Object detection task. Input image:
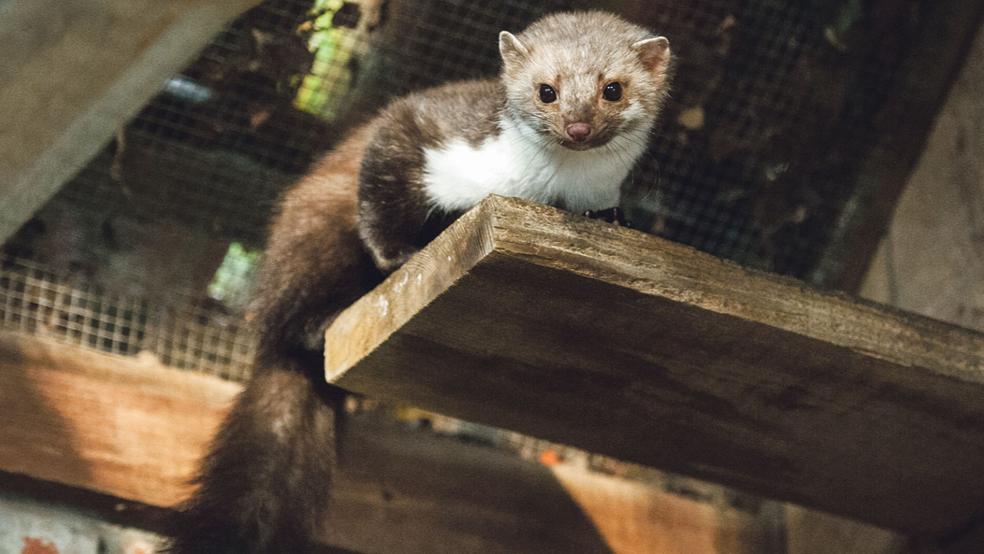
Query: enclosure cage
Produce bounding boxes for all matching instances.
[0,0,957,385]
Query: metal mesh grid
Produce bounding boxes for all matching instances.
[0,255,255,380]
[2,0,919,377]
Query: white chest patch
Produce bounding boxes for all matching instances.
[421,118,649,214]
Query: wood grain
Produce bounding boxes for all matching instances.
[325,194,984,538]
[0,333,782,553]
[0,0,261,243]
[0,333,238,508]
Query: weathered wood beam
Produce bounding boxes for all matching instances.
[0,0,262,243]
[0,335,236,509]
[325,195,984,539]
[0,333,782,553]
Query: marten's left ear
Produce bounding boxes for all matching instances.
[632,37,671,75]
[499,31,531,69]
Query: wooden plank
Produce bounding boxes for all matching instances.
[0,334,238,508]
[0,0,261,243]
[0,333,782,553]
[325,194,984,538]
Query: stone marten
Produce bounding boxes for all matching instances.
[166,11,671,553]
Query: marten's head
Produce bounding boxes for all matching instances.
[499,11,672,152]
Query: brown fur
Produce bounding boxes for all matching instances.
[165,127,383,554]
[358,80,507,270]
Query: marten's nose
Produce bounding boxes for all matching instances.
[565,122,592,142]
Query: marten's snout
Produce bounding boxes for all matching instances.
[565,122,592,143]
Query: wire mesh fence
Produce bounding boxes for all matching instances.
[0,255,255,380]
[1,0,925,378]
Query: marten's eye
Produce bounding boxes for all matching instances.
[603,82,623,101]
[538,84,557,104]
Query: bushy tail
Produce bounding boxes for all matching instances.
[164,355,345,554]
[164,126,382,553]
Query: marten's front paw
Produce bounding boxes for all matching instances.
[375,249,418,274]
[583,207,632,228]
[364,242,420,274]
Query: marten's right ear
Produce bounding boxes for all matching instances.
[499,31,531,69]
[633,36,672,76]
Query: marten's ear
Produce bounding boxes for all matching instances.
[499,31,531,69]
[632,37,671,75]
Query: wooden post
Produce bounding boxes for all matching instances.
[325,195,984,539]
[0,0,262,243]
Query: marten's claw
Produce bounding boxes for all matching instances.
[583,207,632,228]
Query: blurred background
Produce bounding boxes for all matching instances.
[1,0,982,552]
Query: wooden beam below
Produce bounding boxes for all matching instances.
[0,0,261,243]
[0,333,782,553]
[324,195,984,539]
